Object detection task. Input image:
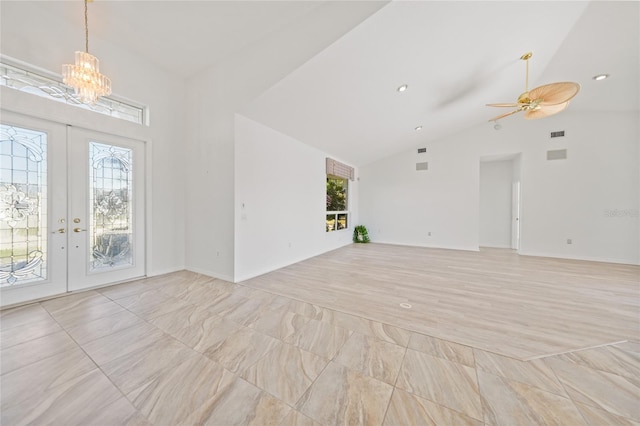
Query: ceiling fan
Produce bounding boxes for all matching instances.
[487,52,580,121]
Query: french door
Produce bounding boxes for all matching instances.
[1,111,145,307]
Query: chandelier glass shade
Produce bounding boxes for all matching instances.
[62,0,111,104]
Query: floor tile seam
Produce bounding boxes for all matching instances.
[2,366,124,424]
[524,339,631,362]
[141,298,211,324]
[246,289,562,362]
[159,310,226,343]
[474,360,512,425]
[380,344,409,424]
[229,374,298,422]
[282,318,351,355]
[538,346,640,385]
[111,293,182,325]
[251,310,314,341]
[0,304,56,329]
[611,341,640,357]
[237,282,419,339]
[543,355,595,426]
[473,364,576,402]
[78,298,161,346]
[237,361,309,414]
[231,281,566,361]
[233,335,287,380]
[198,318,278,371]
[82,298,201,369]
[99,287,154,302]
[2,301,75,350]
[153,357,243,425]
[286,357,335,423]
[0,322,63,351]
[394,378,485,424]
[401,349,484,416]
[408,332,480,363]
[41,292,115,318]
[468,346,490,425]
[76,314,211,426]
[111,293,186,319]
[38,319,145,421]
[0,333,80,378]
[548,350,640,415]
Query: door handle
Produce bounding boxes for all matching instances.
[52,228,66,234]
[74,228,86,233]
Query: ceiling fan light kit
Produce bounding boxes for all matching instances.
[486,52,580,121]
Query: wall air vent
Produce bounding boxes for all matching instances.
[417,147,427,154]
[550,130,565,138]
[547,149,567,160]
[416,162,429,171]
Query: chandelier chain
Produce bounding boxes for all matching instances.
[84,0,89,53]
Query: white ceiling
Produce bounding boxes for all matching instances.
[3,1,638,166]
[14,0,381,78]
[241,1,639,166]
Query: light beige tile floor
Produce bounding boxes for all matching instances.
[1,247,639,425]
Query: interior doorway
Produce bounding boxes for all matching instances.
[479,154,521,250]
[1,110,146,307]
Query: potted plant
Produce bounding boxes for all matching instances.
[353,225,370,243]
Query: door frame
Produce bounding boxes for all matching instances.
[511,181,521,250]
[67,126,147,291]
[479,153,522,251]
[1,91,152,306]
[0,111,68,306]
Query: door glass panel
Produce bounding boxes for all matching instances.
[0,124,47,286]
[89,142,133,271]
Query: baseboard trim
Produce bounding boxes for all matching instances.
[184,266,235,283]
[235,241,354,283]
[373,240,480,252]
[517,250,639,266]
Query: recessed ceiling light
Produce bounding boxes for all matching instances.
[592,74,609,81]
[415,125,423,131]
[397,84,408,92]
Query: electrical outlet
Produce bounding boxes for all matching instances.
[216,251,220,257]
[566,239,572,245]
[428,231,431,236]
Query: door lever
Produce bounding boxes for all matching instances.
[73,228,86,233]
[52,228,66,234]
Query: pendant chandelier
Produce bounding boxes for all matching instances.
[62,0,111,105]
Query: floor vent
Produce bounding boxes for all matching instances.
[417,147,427,154]
[550,130,565,138]
[416,162,429,171]
[547,149,567,160]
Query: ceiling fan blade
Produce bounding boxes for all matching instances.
[488,109,522,121]
[524,101,569,120]
[529,82,580,105]
[486,103,520,108]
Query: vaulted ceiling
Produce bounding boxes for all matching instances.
[241,1,639,165]
[2,1,638,166]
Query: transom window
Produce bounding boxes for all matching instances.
[0,61,145,125]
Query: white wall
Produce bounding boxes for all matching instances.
[184,2,384,281]
[0,2,187,276]
[479,160,513,248]
[234,115,355,281]
[359,139,479,251]
[360,111,640,265]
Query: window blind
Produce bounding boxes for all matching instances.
[326,158,355,181]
